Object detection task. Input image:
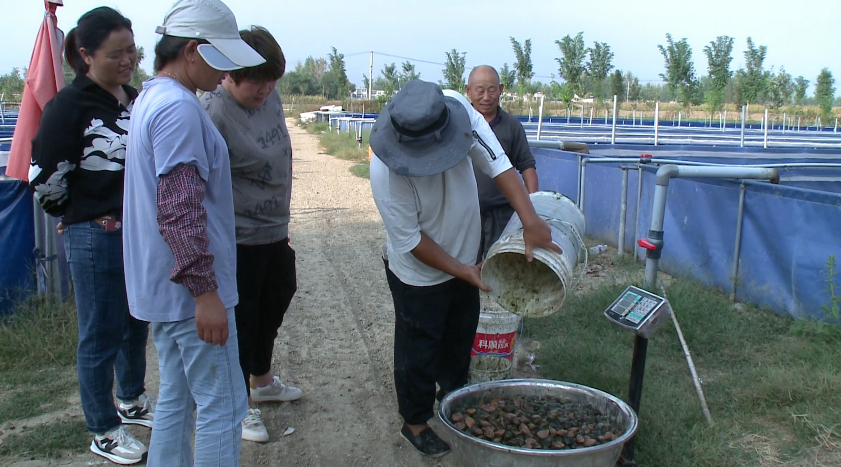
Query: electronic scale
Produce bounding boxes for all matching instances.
[604,286,672,466]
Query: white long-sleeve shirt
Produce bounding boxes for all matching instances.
[370,90,513,286]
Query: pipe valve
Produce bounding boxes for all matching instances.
[638,231,664,259]
[637,239,656,250]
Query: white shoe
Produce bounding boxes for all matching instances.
[242,407,269,443]
[90,426,148,465]
[250,376,303,402]
[117,393,155,428]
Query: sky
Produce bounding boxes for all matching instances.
[2,0,839,93]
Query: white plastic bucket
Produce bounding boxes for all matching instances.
[470,311,521,361]
[481,191,586,318]
[468,355,513,384]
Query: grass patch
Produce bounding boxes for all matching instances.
[284,108,301,121]
[0,368,77,421]
[0,297,79,421]
[0,297,78,370]
[0,418,90,459]
[523,264,841,467]
[302,121,328,134]
[318,130,369,163]
[349,163,370,179]
[301,120,371,179]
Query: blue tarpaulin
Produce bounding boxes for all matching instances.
[0,178,35,316]
[533,147,841,320]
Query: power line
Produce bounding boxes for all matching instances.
[372,51,447,67]
[366,52,664,83]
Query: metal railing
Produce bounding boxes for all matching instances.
[524,97,841,150]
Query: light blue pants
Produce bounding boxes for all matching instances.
[147,308,247,467]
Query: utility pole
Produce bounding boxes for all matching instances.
[626,78,630,102]
[368,51,373,101]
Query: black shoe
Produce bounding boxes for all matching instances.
[400,424,450,458]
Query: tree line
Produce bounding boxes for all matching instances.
[273,34,836,119]
[276,47,354,100]
[2,36,835,120]
[543,33,835,119]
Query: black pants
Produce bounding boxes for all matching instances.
[235,240,297,396]
[477,204,516,263]
[384,260,480,425]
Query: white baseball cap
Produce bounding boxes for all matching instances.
[155,0,266,71]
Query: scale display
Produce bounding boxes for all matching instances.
[604,286,671,338]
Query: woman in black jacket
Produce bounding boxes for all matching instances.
[29,7,152,465]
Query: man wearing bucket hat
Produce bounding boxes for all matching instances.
[122,0,264,464]
[370,79,560,457]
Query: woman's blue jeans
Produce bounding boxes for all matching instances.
[64,221,149,434]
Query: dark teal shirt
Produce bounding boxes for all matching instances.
[472,107,535,211]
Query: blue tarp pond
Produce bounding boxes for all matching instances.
[533,144,841,321]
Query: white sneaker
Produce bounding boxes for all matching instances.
[250,376,303,402]
[90,425,148,465]
[242,407,269,443]
[118,393,155,428]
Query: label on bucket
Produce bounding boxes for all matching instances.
[471,331,518,360]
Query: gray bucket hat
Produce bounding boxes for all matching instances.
[370,80,473,177]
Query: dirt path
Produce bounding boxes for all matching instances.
[4,121,458,467]
[237,121,456,466]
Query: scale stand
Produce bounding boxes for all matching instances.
[603,285,672,467]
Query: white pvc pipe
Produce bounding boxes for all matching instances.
[764,109,769,148]
[654,102,660,146]
[660,285,714,426]
[644,164,779,288]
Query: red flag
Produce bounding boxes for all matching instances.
[6,1,65,182]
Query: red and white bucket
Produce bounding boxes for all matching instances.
[471,311,522,361]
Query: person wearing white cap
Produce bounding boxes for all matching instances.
[122,0,264,465]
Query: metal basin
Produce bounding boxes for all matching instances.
[437,379,638,467]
